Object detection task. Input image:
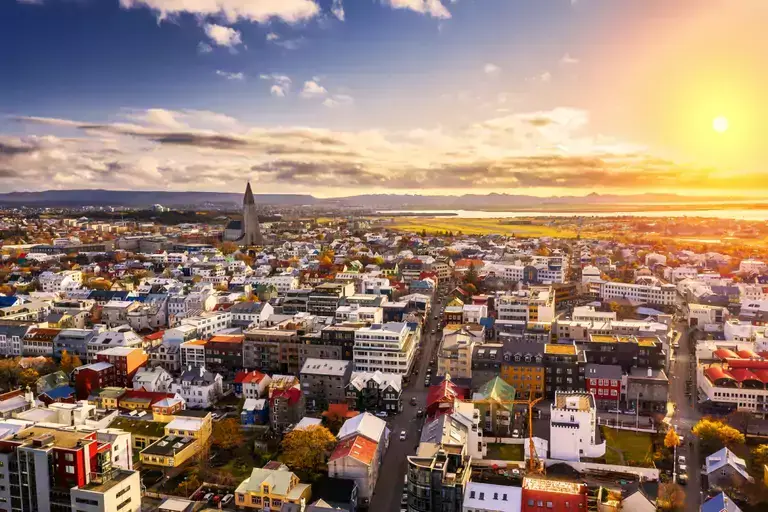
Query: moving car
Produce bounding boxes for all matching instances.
[417,409,424,418]
[401,493,408,506]
[678,455,686,465]
[400,430,407,441]
[375,411,388,418]
[410,396,417,406]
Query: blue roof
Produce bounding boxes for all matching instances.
[701,493,742,512]
[479,317,495,329]
[42,386,75,400]
[0,296,18,308]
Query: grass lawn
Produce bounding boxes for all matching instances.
[486,443,525,461]
[385,217,577,238]
[601,427,655,467]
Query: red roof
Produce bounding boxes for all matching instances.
[713,348,740,360]
[208,334,244,344]
[752,369,768,383]
[705,366,735,382]
[143,331,164,341]
[426,380,469,409]
[328,434,377,465]
[270,387,301,405]
[234,370,267,384]
[737,349,760,359]
[728,368,763,383]
[727,359,768,370]
[323,403,359,420]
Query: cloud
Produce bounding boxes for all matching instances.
[215,70,245,80]
[118,0,321,24]
[300,81,328,99]
[265,33,303,50]
[260,74,292,97]
[528,71,552,82]
[331,0,345,21]
[204,23,242,48]
[385,0,451,19]
[8,106,753,194]
[16,0,44,5]
[484,63,500,75]
[323,94,354,108]
[197,42,213,54]
[266,32,280,41]
[560,53,579,65]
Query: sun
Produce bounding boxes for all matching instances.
[713,116,729,133]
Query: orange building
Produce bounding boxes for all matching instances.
[96,346,148,387]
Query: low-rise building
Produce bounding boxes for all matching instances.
[549,392,605,461]
[346,371,402,414]
[235,465,312,510]
[520,478,588,512]
[300,358,353,412]
[269,375,304,431]
[95,346,148,387]
[170,366,223,409]
[584,364,623,410]
[330,412,389,503]
[132,366,173,392]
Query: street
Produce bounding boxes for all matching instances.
[369,290,447,512]
[669,322,702,511]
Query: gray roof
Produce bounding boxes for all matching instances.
[179,366,218,384]
[0,325,30,338]
[585,364,624,381]
[300,358,350,377]
[229,301,267,314]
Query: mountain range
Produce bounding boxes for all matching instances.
[0,189,738,209]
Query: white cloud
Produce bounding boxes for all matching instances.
[197,41,213,54]
[385,0,451,19]
[331,0,345,21]
[216,70,245,80]
[560,53,579,65]
[540,71,552,82]
[300,80,328,99]
[265,33,303,50]
[204,23,242,48]
[323,94,354,108]
[484,63,500,75]
[118,0,321,24]
[260,74,293,97]
[266,32,280,41]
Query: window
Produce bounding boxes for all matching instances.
[66,465,75,474]
[547,502,554,508]
[117,497,132,510]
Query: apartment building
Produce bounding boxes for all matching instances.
[543,344,586,398]
[599,281,676,306]
[87,327,143,363]
[250,274,300,293]
[346,371,403,414]
[437,325,484,379]
[584,364,623,410]
[229,301,274,328]
[21,327,59,357]
[0,325,29,357]
[180,311,232,339]
[353,323,418,375]
[204,334,244,377]
[101,300,142,328]
[171,366,223,409]
[243,329,300,374]
[335,304,383,324]
[520,478,588,512]
[268,375,304,432]
[308,282,354,317]
[54,328,101,360]
[179,339,207,368]
[496,287,556,324]
[147,342,181,373]
[140,411,212,468]
[300,358,352,412]
[38,270,83,293]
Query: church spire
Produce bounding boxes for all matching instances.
[244,181,255,205]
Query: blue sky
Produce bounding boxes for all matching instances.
[1,0,766,196]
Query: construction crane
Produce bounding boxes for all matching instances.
[466,393,546,475]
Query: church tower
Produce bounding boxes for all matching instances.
[242,182,264,246]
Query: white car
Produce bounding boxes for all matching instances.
[679,464,687,473]
[400,430,407,441]
[678,455,686,465]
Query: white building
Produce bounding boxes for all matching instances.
[463,304,488,324]
[549,392,606,461]
[353,322,417,375]
[69,469,142,512]
[644,253,667,267]
[462,482,521,512]
[132,366,173,392]
[687,304,728,329]
[38,270,83,293]
[179,340,207,368]
[87,327,143,363]
[250,274,299,293]
[663,266,700,283]
[171,366,223,409]
[739,259,767,275]
[336,304,383,324]
[361,277,393,296]
[496,288,555,323]
[180,311,232,338]
[571,306,616,323]
[599,281,676,306]
[581,265,602,284]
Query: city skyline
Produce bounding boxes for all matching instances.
[2,0,767,197]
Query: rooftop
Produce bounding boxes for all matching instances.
[77,469,136,493]
[544,344,576,356]
[142,434,196,456]
[300,358,350,376]
[522,477,584,495]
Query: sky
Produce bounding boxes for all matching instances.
[1,0,767,198]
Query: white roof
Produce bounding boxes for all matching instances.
[337,412,386,443]
[300,358,350,377]
[165,417,204,432]
[463,482,521,512]
[159,498,194,512]
[706,447,753,482]
[294,417,322,430]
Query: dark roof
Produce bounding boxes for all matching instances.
[229,301,267,314]
[226,220,243,230]
[41,386,76,400]
[311,476,357,504]
[244,182,255,205]
[179,367,218,384]
[585,364,624,381]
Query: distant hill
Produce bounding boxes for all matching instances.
[0,189,733,209]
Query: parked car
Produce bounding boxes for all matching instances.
[203,493,213,502]
[679,464,687,473]
[678,455,686,465]
[678,474,688,485]
[411,396,418,406]
[424,379,430,387]
[401,493,408,506]
[375,411,388,418]
[222,495,234,506]
[417,409,424,418]
[400,430,407,441]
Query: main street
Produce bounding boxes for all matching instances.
[369,290,447,512]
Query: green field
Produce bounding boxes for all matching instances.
[385,217,578,238]
[601,427,655,467]
[486,443,525,461]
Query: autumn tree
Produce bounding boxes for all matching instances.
[664,427,681,450]
[752,444,768,469]
[220,242,238,255]
[59,351,83,374]
[464,263,480,289]
[657,483,685,511]
[19,367,40,388]
[693,418,745,452]
[212,418,245,451]
[0,284,15,296]
[280,425,337,473]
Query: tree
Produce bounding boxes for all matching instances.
[59,351,83,374]
[19,367,39,388]
[0,284,14,296]
[464,263,480,288]
[280,425,337,473]
[752,444,768,469]
[657,483,685,511]
[693,418,745,452]
[664,427,681,450]
[220,241,238,255]
[212,418,245,451]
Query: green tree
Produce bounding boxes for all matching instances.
[464,263,480,288]
[280,425,337,473]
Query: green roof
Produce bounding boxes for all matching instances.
[108,417,166,438]
[472,377,516,412]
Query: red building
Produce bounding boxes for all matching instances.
[584,364,623,410]
[521,477,588,512]
[426,377,470,419]
[95,346,148,387]
[74,362,116,399]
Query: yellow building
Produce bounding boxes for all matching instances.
[108,417,166,451]
[139,410,213,468]
[498,341,545,398]
[235,465,311,510]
